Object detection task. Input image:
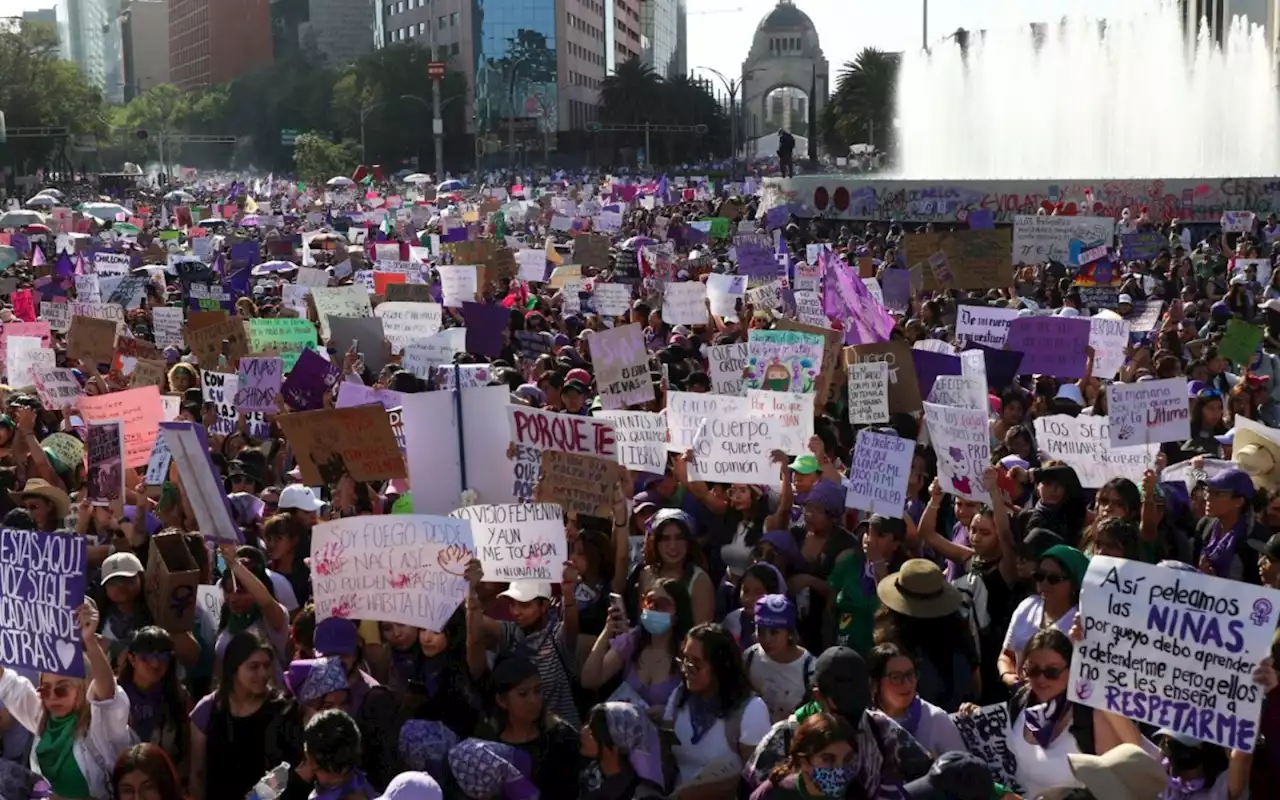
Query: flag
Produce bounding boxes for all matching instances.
[224,267,251,299]
[657,175,669,204]
[74,253,86,276]
[31,246,44,268]
[53,252,74,279]
[820,249,893,345]
[212,251,226,278]
[245,196,259,214]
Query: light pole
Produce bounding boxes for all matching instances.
[695,66,756,180]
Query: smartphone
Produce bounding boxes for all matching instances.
[609,592,627,624]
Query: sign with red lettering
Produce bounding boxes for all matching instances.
[506,405,616,459]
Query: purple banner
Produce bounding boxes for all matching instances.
[0,529,87,677]
[1006,316,1092,378]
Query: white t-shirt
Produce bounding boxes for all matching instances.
[1002,596,1078,667]
[268,570,300,612]
[1007,709,1081,798]
[744,645,815,723]
[662,692,770,786]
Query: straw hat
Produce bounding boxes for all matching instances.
[9,479,70,521]
[1062,743,1167,800]
[877,559,963,619]
[1231,427,1280,493]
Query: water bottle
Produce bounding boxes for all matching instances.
[246,763,292,800]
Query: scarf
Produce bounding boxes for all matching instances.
[1203,515,1245,577]
[309,769,377,800]
[1023,691,1071,749]
[896,697,923,737]
[860,557,879,597]
[34,713,92,800]
[225,607,262,635]
[1160,758,1207,799]
[685,692,722,745]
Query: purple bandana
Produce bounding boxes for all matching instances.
[1023,692,1071,749]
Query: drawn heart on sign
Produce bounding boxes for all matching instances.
[437,544,473,577]
[56,641,76,671]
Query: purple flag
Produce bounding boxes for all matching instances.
[53,252,75,279]
[462,302,509,358]
[223,267,251,299]
[963,343,1026,390]
[820,249,894,345]
[281,348,341,411]
[1006,316,1092,378]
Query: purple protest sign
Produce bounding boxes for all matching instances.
[1006,316,1092,378]
[0,529,87,677]
[820,249,894,345]
[734,233,777,277]
[764,205,790,231]
[235,357,283,413]
[281,348,341,411]
[963,344,1026,390]
[910,349,962,401]
[159,422,241,544]
[880,269,912,312]
[462,301,509,358]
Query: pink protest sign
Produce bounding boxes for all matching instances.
[78,386,163,469]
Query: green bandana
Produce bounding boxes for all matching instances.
[36,712,92,799]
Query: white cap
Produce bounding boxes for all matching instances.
[101,552,144,585]
[1057,306,1081,317]
[499,581,553,603]
[1118,293,1133,305]
[279,485,324,512]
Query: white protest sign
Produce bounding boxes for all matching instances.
[707,343,747,395]
[201,370,238,435]
[449,503,566,582]
[1013,215,1115,265]
[41,302,72,333]
[955,306,1019,347]
[747,389,812,456]
[402,328,467,378]
[516,249,546,282]
[1233,257,1271,289]
[923,402,991,503]
[706,273,746,319]
[845,430,914,517]
[847,361,889,425]
[6,336,53,387]
[145,432,172,485]
[592,324,652,408]
[1089,314,1131,381]
[507,404,617,458]
[662,282,707,325]
[152,307,185,348]
[959,350,990,413]
[375,301,443,353]
[949,704,1024,794]
[746,280,784,311]
[32,367,83,410]
[597,410,667,473]
[1222,211,1256,233]
[311,286,373,340]
[75,274,101,302]
[793,290,828,327]
[665,391,745,455]
[688,414,784,485]
[928,375,985,410]
[590,283,631,317]
[1108,378,1190,447]
[92,251,132,277]
[295,266,331,288]
[1071,555,1280,751]
[309,515,475,632]
[1034,414,1157,489]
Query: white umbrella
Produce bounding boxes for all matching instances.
[35,188,64,200]
[251,260,299,276]
[404,173,433,184]
[165,190,195,203]
[0,210,46,228]
[327,176,355,187]
[80,202,131,221]
[25,195,58,208]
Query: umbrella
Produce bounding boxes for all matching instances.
[622,236,656,249]
[25,195,58,208]
[165,190,195,203]
[327,176,355,187]
[404,173,433,184]
[80,202,130,221]
[436,179,466,192]
[35,188,64,200]
[0,210,46,228]
[112,223,142,236]
[197,218,227,227]
[251,260,298,276]
[21,224,52,234]
[131,265,169,276]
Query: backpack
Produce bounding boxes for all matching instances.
[1005,685,1095,755]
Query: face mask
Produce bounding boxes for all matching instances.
[640,609,672,635]
[810,766,852,797]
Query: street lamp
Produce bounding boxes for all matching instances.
[694,66,757,181]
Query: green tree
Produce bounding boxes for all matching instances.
[821,48,899,158]
[599,57,663,128]
[293,133,358,184]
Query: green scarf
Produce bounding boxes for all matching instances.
[226,607,262,634]
[35,713,92,799]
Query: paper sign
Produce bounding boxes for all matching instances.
[538,451,626,518]
[1089,315,1131,381]
[844,341,922,414]
[1107,378,1191,447]
[450,503,567,582]
[845,430,914,518]
[1012,215,1116,265]
[309,515,475,632]
[277,405,406,485]
[948,704,1024,794]
[955,306,1019,347]
[747,389,813,457]
[235,357,283,413]
[597,410,667,473]
[152,307,185,348]
[375,301,443,353]
[507,405,616,458]
[923,402,991,503]
[159,422,240,543]
[78,386,163,469]
[312,286,373,339]
[1071,555,1280,751]
[592,323,652,408]
[688,413,784,485]
[67,316,118,366]
[847,361,890,425]
[247,318,317,371]
[745,329,823,393]
[662,282,707,326]
[6,336,52,387]
[1034,414,1159,489]
[707,342,747,396]
[1005,316,1091,378]
[32,367,82,411]
[0,529,87,677]
[438,265,478,307]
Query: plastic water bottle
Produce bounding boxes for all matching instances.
[246,763,291,800]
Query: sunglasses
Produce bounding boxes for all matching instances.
[132,652,172,664]
[1025,665,1066,680]
[37,683,75,700]
[1033,571,1068,586]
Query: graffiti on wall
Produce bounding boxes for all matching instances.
[771,177,1280,224]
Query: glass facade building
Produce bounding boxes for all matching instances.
[471,0,559,138]
[640,0,678,78]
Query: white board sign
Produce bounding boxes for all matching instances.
[1034,414,1156,489]
[1107,378,1190,447]
[845,430,913,518]
[449,503,566,582]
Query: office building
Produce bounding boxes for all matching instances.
[1182,0,1268,45]
[22,7,58,34]
[273,0,373,66]
[120,0,170,101]
[639,0,679,78]
[56,0,115,96]
[170,0,273,91]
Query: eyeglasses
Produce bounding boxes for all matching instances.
[677,657,707,673]
[885,669,917,685]
[1033,571,1068,586]
[1025,665,1066,680]
[37,683,74,699]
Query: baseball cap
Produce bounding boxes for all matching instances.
[101,552,145,585]
[562,379,589,395]
[565,368,592,385]
[903,751,999,800]
[279,485,324,512]
[1248,532,1280,560]
[789,454,821,474]
[313,617,360,657]
[499,581,553,603]
[1207,467,1255,500]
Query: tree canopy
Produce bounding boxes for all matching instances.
[821,47,899,160]
[597,57,731,165]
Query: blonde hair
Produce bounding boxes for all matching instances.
[37,675,92,739]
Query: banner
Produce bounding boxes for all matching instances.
[845,430,913,518]
[1071,555,1280,751]
[0,529,87,676]
[450,503,566,582]
[310,515,475,632]
[1107,378,1191,447]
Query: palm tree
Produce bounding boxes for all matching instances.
[599,57,663,127]
[821,47,899,159]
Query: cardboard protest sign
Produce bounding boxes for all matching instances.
[592,323,652,409]
[309,515,475,632]
[847,361,890,425]
[903,229,1012,289]
[0,529,87,676]
[707,342,747,395]
[86,421,125,507]
[384,283,435,303]
[688,413,785,485]
[67,315,117,366]
[948,704,1024,794]
[144,532,200,632]
[1005,316,1091,378]
[508,404,616,459]
[923,402,991,503]
[844,341,923,414]
[159,422,240,544]
[573,233,611,268]
[187,316,248,369]
[235,357,283,413]
[1107,378,1190,447]
[745,329,823,394]
[277,405,407,485]
[450,503,566,582]
[538,451,626,518]
[846,430,914,517]
[1071,555,1280,751]
[597,410,667,473]
[78,386,162,469]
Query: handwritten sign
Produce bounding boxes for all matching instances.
[235,357,283,413]
[67,315,117,365]
[247,318,317,371]
[688,413,784,485]
[277,405,406,485]
[923,402,991,503]
[948,703,1023,794]
[538,451,626,518]
[312,286,373,339]
[745,329,823,394]
[592,324,652,409]
[662,282,706,325]
[1005,316,1091,378]
[1107,378,1190,447]
[437,265,477,307]
[847,361,889,425]
[1089,315,1131,380]
[845,430,913,518]
[86,420,125,507]
[955,306,1019,347]
[597,410,666,473]
[32,367,82,411]
[903,229,1012,289]
[1012,215,1115,265]
[1071,555,1280,751]
[507,405,616,458]
[1034,414,1156,489]
[152,307,185,348]
[1222,211,1256,233]
[707,342,747,395]
[374,301,443,353]
[78,386,162,469]
[0,529,87,677]
[309,515,475,632]
[450,503,566,582]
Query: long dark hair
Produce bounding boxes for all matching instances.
[217,545,277,632]
[643,514,706,585]
[634,577,693,663]
[118,627,190,765]
[214,630,277,710]
[767,712,855,786]
[111,743,184,800]
[676,623,752,715]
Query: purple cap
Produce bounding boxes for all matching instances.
[313,617,360,656]
[753,594,797,630]
[1207,467,1255,499]
[1187,380,1205,397]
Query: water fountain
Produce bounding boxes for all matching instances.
[771,1,1280,223]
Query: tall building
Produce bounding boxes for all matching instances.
[272,0,373,66]
[1181,0,1269,45]
[170,0,273,91]
[672,0,686,77]
[22,7,59,33]
[120,0,170,101]
[639,0,678,78]
[56,0,114,96]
